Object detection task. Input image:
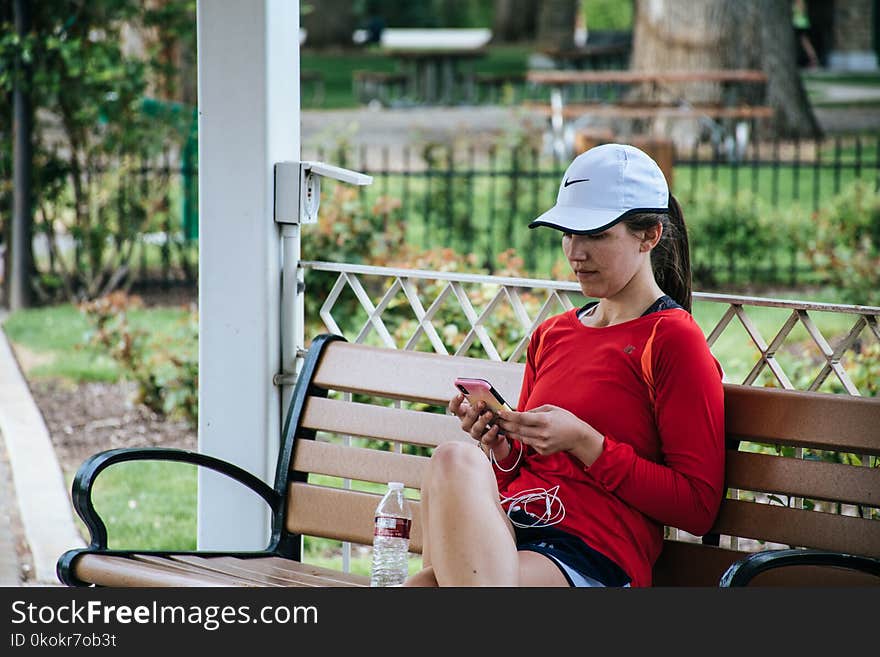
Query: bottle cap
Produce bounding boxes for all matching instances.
[388,482,404,490]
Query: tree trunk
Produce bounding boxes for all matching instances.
[491,0,539,43]
[301,0,356,49]
[536,0,578,49]
[9,0,34,310]
[632,0,820,139]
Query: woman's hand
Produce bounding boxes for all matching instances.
[448,393,510,458]
[495,404,604,465]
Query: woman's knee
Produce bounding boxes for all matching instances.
[431,441,485,474]
[427,442,494,493]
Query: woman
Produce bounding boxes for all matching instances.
[404,143,725,587]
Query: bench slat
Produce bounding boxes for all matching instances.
[724,384,880,455]
[134,554,281,587]
[293,440,429,489]
[301,396,466,448]
[287,482,424,553]
[748,564,880,586]
[653,540,749,586]
[170,555,366,587]
[712,499,880,557]
[726,450,880,507]
[312,342,524,406]
[654,541,879,586]
[73,554,242,587]
[525,102,774,120]
[526,69,768,84]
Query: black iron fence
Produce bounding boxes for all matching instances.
[304,134,880,283]
[18,134,879,296]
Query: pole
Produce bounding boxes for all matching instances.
[196,0,299,550]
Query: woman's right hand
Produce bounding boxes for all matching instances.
[448,393,510,459]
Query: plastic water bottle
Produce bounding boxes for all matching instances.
[369,481,412,587]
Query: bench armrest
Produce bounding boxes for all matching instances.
[719,549,880,587]
[69,447,279,551]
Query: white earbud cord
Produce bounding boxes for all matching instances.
[488,438,524,473]
[500,485,566,529]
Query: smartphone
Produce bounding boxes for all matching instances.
[453,377,511,414]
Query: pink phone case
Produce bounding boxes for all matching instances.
[453,377,510,413]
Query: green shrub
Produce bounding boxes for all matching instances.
[80,292,198,425]
[682,185,790,285]
[800,182,880,306]
[780,340,880,398]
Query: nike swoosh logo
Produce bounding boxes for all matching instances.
[563,178,590,187]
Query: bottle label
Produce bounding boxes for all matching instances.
[374,516,411,539]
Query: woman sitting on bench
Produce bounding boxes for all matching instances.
[405,143,725,587]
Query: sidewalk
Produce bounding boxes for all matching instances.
[0,427,24,585]
[0,314,84,586]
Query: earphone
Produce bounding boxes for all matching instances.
[500,485,566,529]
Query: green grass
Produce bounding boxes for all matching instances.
[2,303,193,382]
[802,71,880,86]
[582,0,634,31]
[674,162,874,211]
[2,305,118,381]
[74,461,198,551]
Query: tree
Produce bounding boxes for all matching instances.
[536,0,579,49]
[301,0,356,49]
[0,0,194,303]
[6,0,34,309]
[491,0,539,42]
[631,0,821,139]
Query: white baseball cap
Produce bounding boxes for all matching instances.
[529,143,669,234]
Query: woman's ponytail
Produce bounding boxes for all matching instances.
[623,194,693,313]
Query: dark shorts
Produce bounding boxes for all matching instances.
[509,509,631,587]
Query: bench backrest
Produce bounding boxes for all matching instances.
[279,336,880,586]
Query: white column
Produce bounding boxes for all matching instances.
[196,0,299,549]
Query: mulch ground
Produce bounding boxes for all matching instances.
[1,379,196,585]
[30,379,197,478]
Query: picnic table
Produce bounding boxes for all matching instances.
[377,28,491,105]
[527,68,769,107]
[525,68,773,155]
[386,47,488,105]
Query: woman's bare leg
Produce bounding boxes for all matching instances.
[422,441,518,585]
[406,441,571,587]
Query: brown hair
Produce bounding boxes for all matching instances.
[621,194,692,313]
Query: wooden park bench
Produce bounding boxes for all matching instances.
[523,101,774,122]
[525,69,773,153]
[57,334,880,587]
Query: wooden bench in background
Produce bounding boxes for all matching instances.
[523,101,774,121]
[58,334,880,587]
[525,68,773,150]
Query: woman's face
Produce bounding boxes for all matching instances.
[562,223,655,299]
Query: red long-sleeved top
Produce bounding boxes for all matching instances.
[494,307,725,586]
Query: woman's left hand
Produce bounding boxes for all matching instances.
[495,405,603,459]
